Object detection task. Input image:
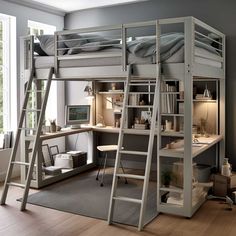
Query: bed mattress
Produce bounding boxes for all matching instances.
[34,47,222,69]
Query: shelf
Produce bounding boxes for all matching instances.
[161,131,184,137]
[159,135,223,158]
[177,99,217,103]
[126,105,153,108]
[159,149,184,158]
[160,186,183,193]
[123,128,158,135]
[30,162,95,188]
[129,92,155,95]
[40,127,92,141]
[161,113,184,117]
[160,92,179,94]
[98,91,124,94]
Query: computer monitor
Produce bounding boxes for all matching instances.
[65,105,90,128]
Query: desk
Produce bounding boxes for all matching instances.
[21,128,94,188]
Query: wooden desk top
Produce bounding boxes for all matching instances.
[40,127,92,141]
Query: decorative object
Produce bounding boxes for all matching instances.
[49,119,56,133]
[165,120,172,131]
[221,158,232,177]
[161,170,173,187]
[111,83,116,90]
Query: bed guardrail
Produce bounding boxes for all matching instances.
[53,20,162,75]
[21,16,225,78]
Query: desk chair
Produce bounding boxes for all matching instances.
[96,145,128,187]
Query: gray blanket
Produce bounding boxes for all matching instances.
[67,33,219,61]
[125,32,218,61]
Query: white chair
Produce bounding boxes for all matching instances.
[96,145,128,187]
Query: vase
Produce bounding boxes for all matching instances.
[50,123,56,133]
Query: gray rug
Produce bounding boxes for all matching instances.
[26,173,157,227]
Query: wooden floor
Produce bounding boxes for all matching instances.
[1,171,236,236]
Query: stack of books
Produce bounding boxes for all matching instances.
[129,94,140,106]
[195,94,212,100]
[161,82,177,114]
[134,123,148,130]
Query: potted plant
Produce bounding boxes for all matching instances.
[161,170,173,187]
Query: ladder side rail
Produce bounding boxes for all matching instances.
[20,68,53,210]
[138,69,160,230]
[108,65,131,224]
[0,69,34,205]
[138,20,161,230]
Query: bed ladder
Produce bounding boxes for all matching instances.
[0,67,53,211]
[108,64,159,231]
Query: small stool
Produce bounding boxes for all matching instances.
[96,145,128,187]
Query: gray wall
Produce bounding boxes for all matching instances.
[65,0,236,168]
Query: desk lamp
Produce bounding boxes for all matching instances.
[201,83,211,135]
[203,84,211,99]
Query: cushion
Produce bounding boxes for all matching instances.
[34,43,47,56]
[37,35,67,56]
[61,34,88,48]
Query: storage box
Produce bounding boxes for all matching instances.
[43,166,62,175]
[195,164,211,183]
[54,154,73,169]
[212,174,229,197]
[66,151,87,168]
[171,162,197,188]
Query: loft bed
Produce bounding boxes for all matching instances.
[21,17,225,81]
[19,16,225,221]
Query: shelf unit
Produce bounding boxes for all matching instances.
[157,74,225,217]
[95,80,155,130]
[21,128,94,188]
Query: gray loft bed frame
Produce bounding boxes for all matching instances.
[19,16,226,218]
[20,16,225,82]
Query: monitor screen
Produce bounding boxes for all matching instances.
[65,105,90,126]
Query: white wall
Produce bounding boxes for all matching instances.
[0,0,64,181]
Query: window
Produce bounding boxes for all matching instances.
[27,20,57,127]
[28,20,56,37]
[0,14,14,133]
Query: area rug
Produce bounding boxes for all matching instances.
[26,173,158,227]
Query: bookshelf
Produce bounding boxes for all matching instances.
[95,81,154,130]
[157,76,224,218]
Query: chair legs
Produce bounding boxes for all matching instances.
[96,152,108,187]
[100,153,108,187]
[96,151,128,186]
[120,161,128,184]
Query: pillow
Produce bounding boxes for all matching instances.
[34,43,47,56]
[37,35,67,56]
[61,34,88,48]
[68,39,121,55]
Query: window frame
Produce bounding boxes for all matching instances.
[0,14,11,133]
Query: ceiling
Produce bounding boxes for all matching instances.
[23,0,149,13]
